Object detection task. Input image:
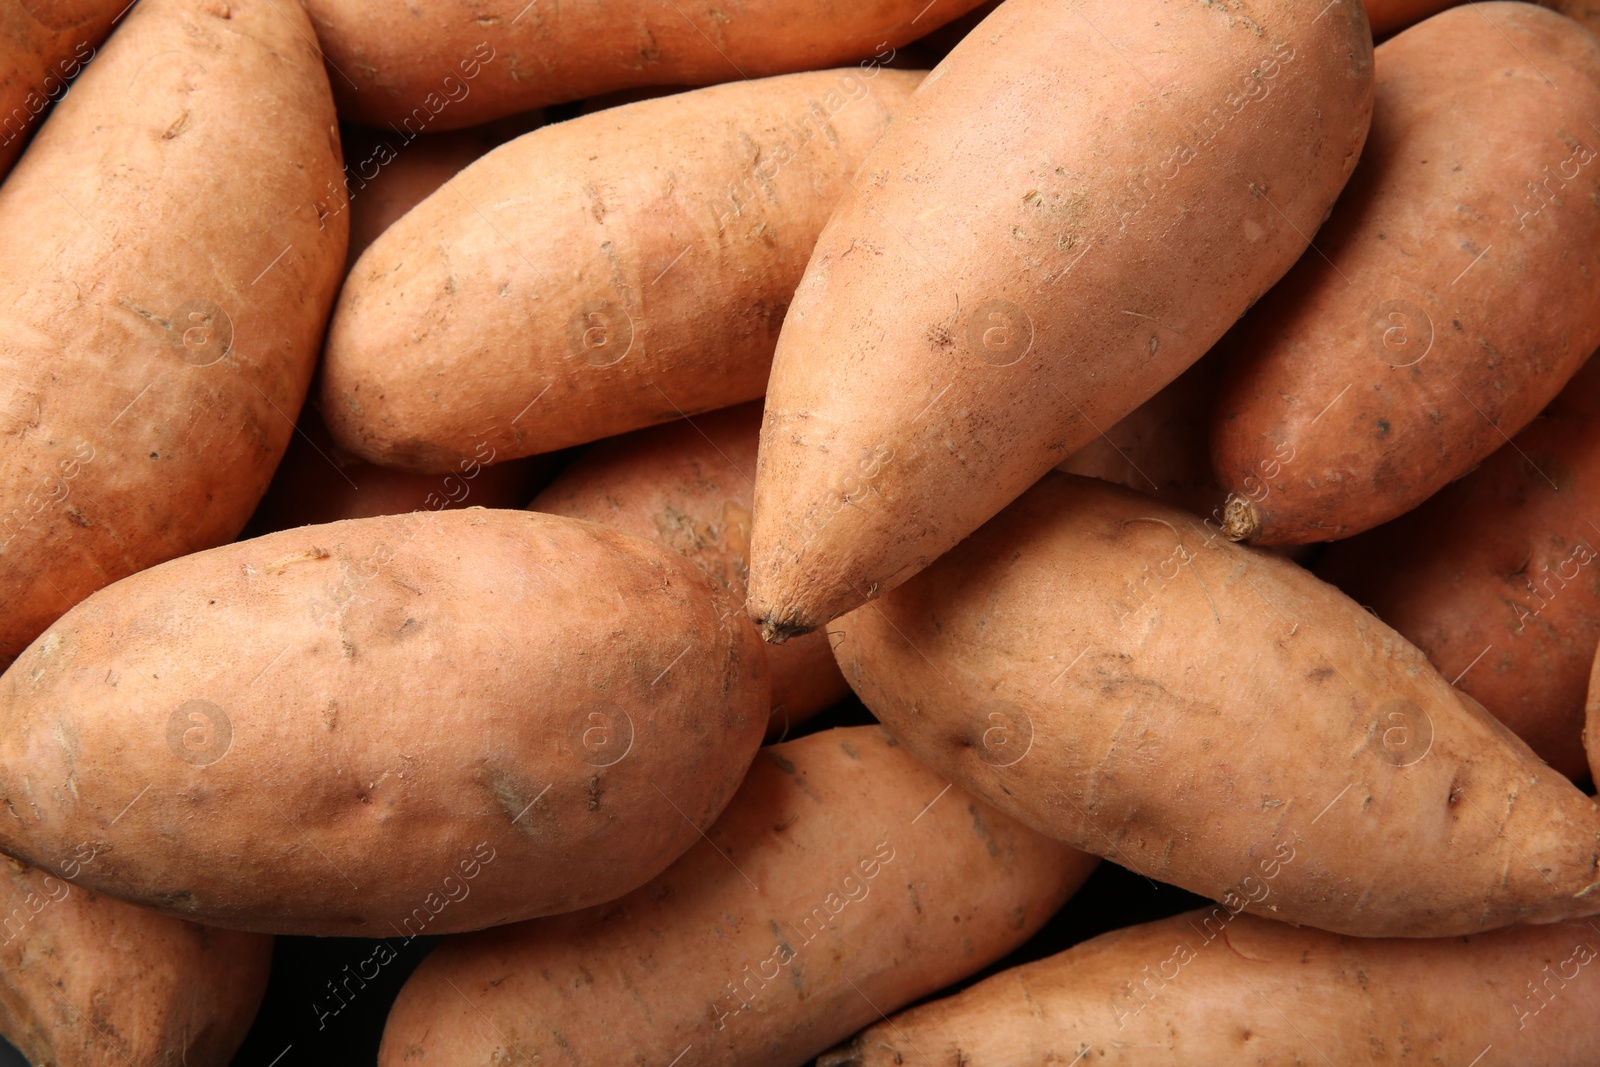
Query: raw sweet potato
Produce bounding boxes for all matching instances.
[0,0,347,670]
[303,0,975,130]
[243,405,550,535]
[0,0,124,178]
[378,725,1095,1067]
[1213,4,1600,545]
[531,402,847,738]
[1316,356,1600,781]
[321,67,921,473]
[745,0,1374,640]
[0,509,767,935]
[0,856,270,1067]
[831,472,1600,937]
[823,910,1600,1066]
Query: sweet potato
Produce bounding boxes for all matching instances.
[831,472,1600,937]
[1539,1,1600,36]
[823,910,1600,1066]
[531,402,846,738]
[320,67,921,473]
[378,725,1095,1067]
[303,0,975,130]
[1316,357,1600,781]
[0,0,347,670]
[1213,4,1600,545]
[0,509,767,936]
[243,405,550,534]
[745,0,1374,640]
[0,0,124,178]
[0,856,270,1067]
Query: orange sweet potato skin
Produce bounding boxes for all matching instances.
[832,473,1600,937]
[0,858,270,1066]
[321,68,921,473]
[1316,357,1600,781]
[0,510,767,936]
[745,0,1374,638]
[0,0,123,177]
[304,0,976,130]
[0,0,347,670]
[1213,4,1600,545]
[378,726,1095,1067]
[825,911,1600,1066]
[532,403,847,738]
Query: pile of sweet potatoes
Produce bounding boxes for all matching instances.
[2,0,1600,1064]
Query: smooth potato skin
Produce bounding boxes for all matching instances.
[0,858,270,1067]
[0,0,347,669]
[745,0,1374,638]
[1213,4,1600,545]
[0,0,123,177]
[305,0,975,129]
[0,510,767,936]
[322,68,921,473]
[824,911,1600,1067]
[532,402,848,738]
[1317,357,1600,780]
[832,473,1600,937]
[378,726,1095,1067]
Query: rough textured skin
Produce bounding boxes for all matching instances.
[0,857,270,1066]
[1213,4,1600,545]
[832,473,1600,937]
[243,405,551,534]
[0,510,768,936]
[321,68,921,473]
[378,726,1095,1067]
[532,403,847,739]
[303,0,977,129]
[0,0,347,670]
[1586,640,1600,784]
[1316,357,1600,781]
[744,0,1374,640]
[1363,0,1461,35]
[1057,354,1226,520]
[1539,0,1600,35]
[0,0,124,178]
[823,910,1600,1066]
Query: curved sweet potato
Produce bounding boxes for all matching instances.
[1316,356,1600,780]
[378,725,1094,1067]
[0,509,767,935]
[1213,4,1600,545]
[745,0,1374,639]
[831,472,1600,937]
[532,402,847,738]
[0,857,270,1067]
[304,0,974,130]
[0,0,124,178]
[0,0,347,669]
[824,910,1600,1066]
[321,67,921,473]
